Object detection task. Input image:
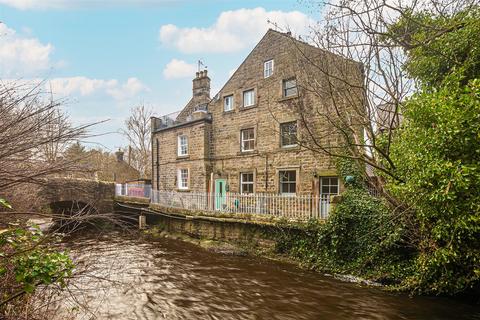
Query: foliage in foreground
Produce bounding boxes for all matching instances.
[278,80,480,295]
[0,221,74,317]
[388,6,480,87]
[274,160,415,286]
[387,79,480,295]
[383,6,480,295]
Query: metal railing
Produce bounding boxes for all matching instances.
[115,184,334,220]
[151,190,332,220]
[151,109,212,131]
[115,183,152,199]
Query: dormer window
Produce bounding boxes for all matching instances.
[264,59,274,78]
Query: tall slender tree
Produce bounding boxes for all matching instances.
[121,104,153,178]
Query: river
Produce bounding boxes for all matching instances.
[57,231,480,320]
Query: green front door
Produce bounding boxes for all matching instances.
[215,179,227,211]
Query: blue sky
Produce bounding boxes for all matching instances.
[0,0,319,150]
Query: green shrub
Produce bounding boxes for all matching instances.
[0,226,74,307]
[388,79,480,294]
[275,159,414,284]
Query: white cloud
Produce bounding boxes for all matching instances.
[47,77,115,96]
[107,77,149,100]
[47,76,148,100]
[159,7,314,54]
[163,59,196,79]
[0,0,176,10]
[0,23,54,77]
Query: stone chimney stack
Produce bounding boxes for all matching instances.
[192,69,210,99]
[115,150,124,162]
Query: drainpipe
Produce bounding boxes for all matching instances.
[151,135,155,190]
[265,154,269,192]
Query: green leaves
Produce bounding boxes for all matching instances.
[0,198,12,209]
[275,160,413,285]
[0,227,74,302]
[388,7,480,86]
[387,79,480,294]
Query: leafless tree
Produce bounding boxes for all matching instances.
[36,108,72,164]
[267,0,476,198]
[0,80,130,319]
[0,81,99,194]
[121,104,153,179]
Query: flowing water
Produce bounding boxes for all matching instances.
[59,231,480,320]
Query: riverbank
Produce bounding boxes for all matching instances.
[141,225,385,289]
[116,193,480,302]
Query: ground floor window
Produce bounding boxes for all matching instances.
[279,170,297,194]
[240,172,254,194]
[320,177,339,197]
[319,177,338,217]
[177,169,189,189]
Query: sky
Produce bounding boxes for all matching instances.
[0,0,321,151]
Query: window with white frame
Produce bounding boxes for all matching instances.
[224,95,233,112]
[243,89,255,107]
[280,121,298,147]
[279,170,297,194]
[320,177,339,197]
[241,128,255,152]
[240,172,254,194]
[264,59,274,78]
[177,135,188,156]
[177,168,189,189]
[283,78,298,97]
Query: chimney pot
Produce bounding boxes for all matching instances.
[192,68,211,99]
[115,150,124,162]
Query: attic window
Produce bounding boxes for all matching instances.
[264,59,274,78]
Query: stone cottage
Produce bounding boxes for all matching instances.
[151,29,363,213]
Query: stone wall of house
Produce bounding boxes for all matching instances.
[152,29,364,196]
[207,30,360,195]
[153,119,212,192]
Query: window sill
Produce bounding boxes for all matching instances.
[278,95,299,102]
[176,188,191,192]
[279,145,300,152]
[176,155,190,160]
[240,104,257,111]
[237,150,258,156]
[279,193,297,197]
[223,110,235,115]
